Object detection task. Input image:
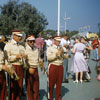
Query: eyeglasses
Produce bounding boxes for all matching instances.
[28,40,35,43]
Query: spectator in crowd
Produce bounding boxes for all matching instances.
[35,33,44,59]
[60,34,69,83]
[81,37,92,81]
[91,36,99,61]
[71,36,90,83]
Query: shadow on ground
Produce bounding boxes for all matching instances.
[52,86,69,99]
[61,86,69,98]
[39,89,47,100]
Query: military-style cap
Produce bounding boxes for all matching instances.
[26,35,35,41]
[54,36,62,41]
[12,30,23,37]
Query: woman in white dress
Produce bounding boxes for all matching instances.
[71,37,91,83]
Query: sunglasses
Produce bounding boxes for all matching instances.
[28,40,35,43]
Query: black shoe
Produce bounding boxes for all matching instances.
[63,80,69,83]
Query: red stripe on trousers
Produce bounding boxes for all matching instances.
[49,64,63,100]
[25,68,39,100]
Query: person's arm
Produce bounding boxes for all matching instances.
[71,44,76,54]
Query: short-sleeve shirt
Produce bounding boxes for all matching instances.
[35,37,44,49]
[92,40,99,49]
[60,38,69,47]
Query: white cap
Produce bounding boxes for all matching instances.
[12,30,23,37]
[54,36,62,41]
[26,35,35,41]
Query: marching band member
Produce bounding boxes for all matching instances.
[46,36,64,100]
[0,36,8,100]
[25,35,41,100]
[4,30,26,100]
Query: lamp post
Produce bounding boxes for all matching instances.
[57,0,60,36]
[64,13,71,34]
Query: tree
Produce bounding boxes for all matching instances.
[0,0,48,37]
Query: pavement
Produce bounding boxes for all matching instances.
[7,51,100,100]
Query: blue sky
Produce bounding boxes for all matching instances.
[0,0,100,33]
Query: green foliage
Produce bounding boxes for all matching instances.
[60,30,78,38]
[40,29,78,39]
[68,30,78,38]
[0,1,48,36]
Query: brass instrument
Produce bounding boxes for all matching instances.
[7,65,20,80]
[19,49,27,69]
[4,51,20,80]
[57,46,70,59]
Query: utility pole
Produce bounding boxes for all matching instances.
[57,0,60,36]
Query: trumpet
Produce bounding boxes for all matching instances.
[57,46,70,59]
[19,50,27,69]
[7,65,20,80]
[4,51,20,80]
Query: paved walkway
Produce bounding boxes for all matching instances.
[38,52,100,100]
[7,51,100,100]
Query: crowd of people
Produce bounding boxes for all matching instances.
[0,30,100,100]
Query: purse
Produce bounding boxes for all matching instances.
[29,67,36,75]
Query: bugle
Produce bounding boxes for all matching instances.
[4,50,20,80]
[19,49,27,69]
[7,65,20,80]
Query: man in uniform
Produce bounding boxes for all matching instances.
[0,36,9,100]
[46,36,64,100]
[4,30,26,100]
[25,35,40,100]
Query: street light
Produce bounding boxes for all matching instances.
[64,13,71,34]
[57,0,60,36]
